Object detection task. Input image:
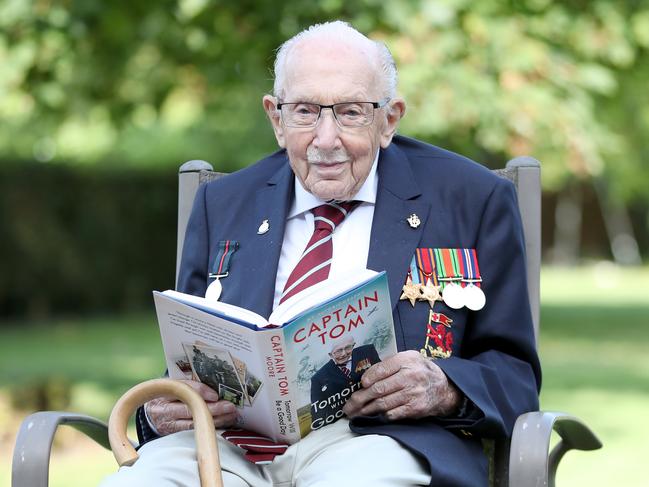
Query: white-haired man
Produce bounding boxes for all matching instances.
[102,21,540,487]
[309,336,381,429]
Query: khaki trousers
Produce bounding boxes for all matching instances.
[99,419,431,487]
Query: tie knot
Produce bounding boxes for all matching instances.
[312,201,358,233]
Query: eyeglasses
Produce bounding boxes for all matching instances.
[331,344,355,355]
[276,100,390,128]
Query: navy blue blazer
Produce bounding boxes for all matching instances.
[143,135,541,486]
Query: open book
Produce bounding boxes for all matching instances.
[153,269,396,444]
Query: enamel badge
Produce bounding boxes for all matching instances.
[420,310,454,360]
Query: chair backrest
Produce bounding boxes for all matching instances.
[175,157,542,340]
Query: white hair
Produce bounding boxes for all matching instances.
[272,20,397,101]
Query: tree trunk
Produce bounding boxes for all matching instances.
[593,178,642,266]
[550,184,582,265]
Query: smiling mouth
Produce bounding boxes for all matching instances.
[312,161,346,176]
[309,160,347,167]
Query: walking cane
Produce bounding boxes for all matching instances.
[108,378,224,487]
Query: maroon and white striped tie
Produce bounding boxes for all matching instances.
[222,202,358,464]
[221,429,289,464]
[280,201,359,304]
[339,364,351,378]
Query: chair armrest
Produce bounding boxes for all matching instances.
[509,411,602,487]
[12,411,112,487]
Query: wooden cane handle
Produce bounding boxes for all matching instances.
[108,378,223,487]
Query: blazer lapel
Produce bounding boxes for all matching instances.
[367,144,430,309]
[237,159,293,318]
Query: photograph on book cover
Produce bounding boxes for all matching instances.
[182,342,256,408]
[283,280,397,436]
[232,355,264,406]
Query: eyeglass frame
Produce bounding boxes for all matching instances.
[275,99,391,128]
[330,343,356,356]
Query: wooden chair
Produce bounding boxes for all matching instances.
[11,157,602,487]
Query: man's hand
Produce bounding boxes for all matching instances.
[144,379,238,435]
[343,350,461,421]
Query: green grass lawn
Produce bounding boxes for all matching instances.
[538,265,649,486]
[1,265,648,486]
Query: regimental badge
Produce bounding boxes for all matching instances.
[406,213,421,228]
[355,358,372,373]
[420,310,454,360]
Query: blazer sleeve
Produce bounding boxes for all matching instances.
[434,177,541,438]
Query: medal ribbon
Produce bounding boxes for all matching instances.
[460,248,482,287]
[210,240,239,279]
[451,249,465,288]
[414,248,439,286]
[433,248,463,290]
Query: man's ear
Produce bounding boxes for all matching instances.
[379,98,406,148]
[263,95,285,148]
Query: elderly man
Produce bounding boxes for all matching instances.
[101,20,540,487]
[310,336,381,429]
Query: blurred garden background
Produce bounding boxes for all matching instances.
[1,0,648,485]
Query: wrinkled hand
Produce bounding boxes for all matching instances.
[145,379,238,436]
[343,350,461,421]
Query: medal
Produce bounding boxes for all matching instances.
[399,274,420,307]
[206,240,239,302]
[434,248,465,309]
[413,248,442,308]
[419,278,442,308]
[205,278,222,301]
[442,282,464,309]
[464,284,486,311]
[459,249,485,310]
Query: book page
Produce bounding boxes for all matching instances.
[153,292,276,438]
[268,269,379,326]
[161,290,268,328]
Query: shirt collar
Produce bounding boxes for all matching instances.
[289,150,379,219]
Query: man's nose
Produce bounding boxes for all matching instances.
[313,108,342,150]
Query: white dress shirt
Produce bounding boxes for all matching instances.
[273,153,379,309]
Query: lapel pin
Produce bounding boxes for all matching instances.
[257,219,270,234]
[406,213,421,229]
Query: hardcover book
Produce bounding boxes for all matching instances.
[153,269,396,444]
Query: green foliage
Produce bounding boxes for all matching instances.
[1,0,647,200]
[375,0,649,191]
[0,162,177,317]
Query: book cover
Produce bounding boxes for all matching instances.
[153,270,396,443]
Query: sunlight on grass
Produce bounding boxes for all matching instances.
[539,264,649,487]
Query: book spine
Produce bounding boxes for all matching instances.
[258,330,300,443]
